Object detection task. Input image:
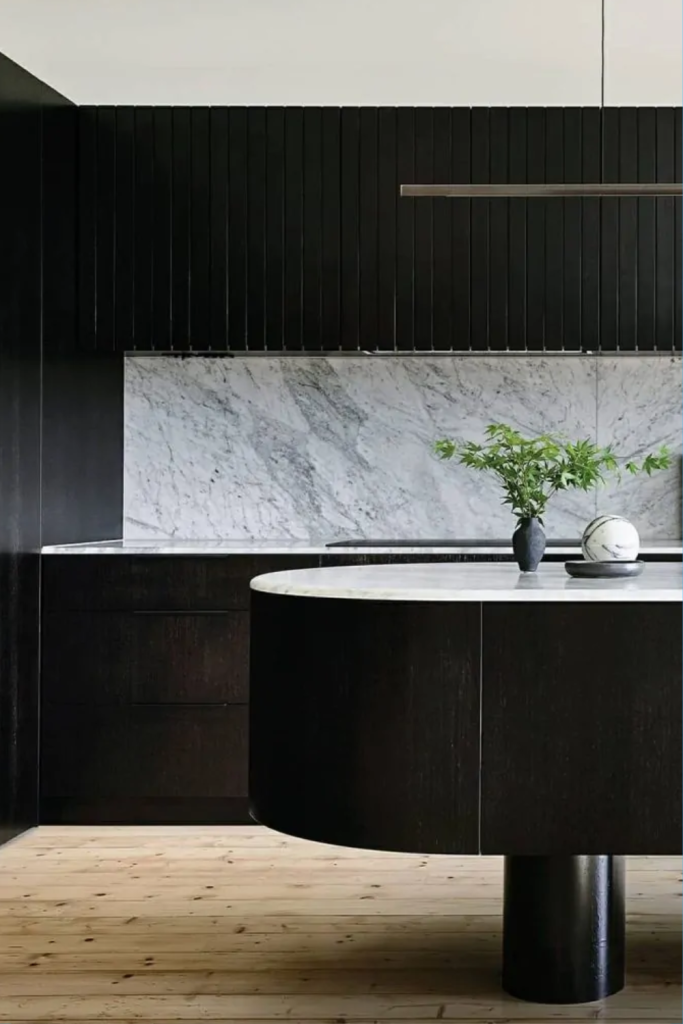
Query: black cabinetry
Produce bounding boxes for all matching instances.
[77,106,682,354]
[250,589,682,855]
[480,602,682,854]
[40,555,316,824]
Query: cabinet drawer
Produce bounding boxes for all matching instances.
[42,611,248,704]
[42,554,318,611]
[41,705,248,801]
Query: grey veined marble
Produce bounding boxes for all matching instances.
[124,355,680,541]
[596,357,682,539]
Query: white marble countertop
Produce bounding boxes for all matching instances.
[251,562,683,602]
[40,539,683,556]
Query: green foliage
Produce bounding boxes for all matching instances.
[434,423,671,524]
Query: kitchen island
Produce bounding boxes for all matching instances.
[249,562,682,1005]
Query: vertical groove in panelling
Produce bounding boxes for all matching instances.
[395,108,414,351]
[114,108,134,349]
[600,110,619,351]
[544,111,564,350]
[376,108,397,351]
[413,108,433,350]
[470,109,489,351]
[581,109,601,352]
[655,109,675,351]
[525,109,545,352]
[247,108,267,351]
[359,108,379,351]
[283,108,303,351]
[190,109,210,347]
[340,108,360,351]
[450,109,471,351]
[618,109,638,351]
[209,109,228,350]
[152,108,172,351]
[227,107,247,350]
[264,108,285,350]
[321,109,341,351]
[674,110,682,352]
[637,109,656,351]
[171,109,190,350]
[302,108,323,350]
[134,108,154,351]
[96,108,116,351]
[563,109,582,351]
[507,109,526,351]
[488,109,509,351]
[77,108,97,352]
[431,108,452,351]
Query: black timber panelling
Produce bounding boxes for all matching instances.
[42,101,124,546]
[0,53,69,846]
[77,106,682,353]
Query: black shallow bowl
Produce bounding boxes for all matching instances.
[565,560,644,579]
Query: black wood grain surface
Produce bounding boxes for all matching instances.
[42,101,123,545]
[75,106,682,352]
[250,592,481,853]
[0,55,70,847]
[42,611,250,705]
[40,554,316,826]
[42,554,319,611]
[249,588,682,855]
[41,705,248,825]
[481,602,682,854]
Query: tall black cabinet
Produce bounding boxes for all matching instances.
[0,55,72,847]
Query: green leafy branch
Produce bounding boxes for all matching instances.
[434,423,671,524]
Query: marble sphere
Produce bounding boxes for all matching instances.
[581,515,640,562]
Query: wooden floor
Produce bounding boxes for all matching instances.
[0,827,679,1022]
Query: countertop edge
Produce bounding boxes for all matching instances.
[250,563,683,602]
[250,583,683,603]
[41,543,683,556]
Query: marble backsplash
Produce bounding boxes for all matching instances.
[124,355,682,541]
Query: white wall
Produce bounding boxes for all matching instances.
[604,0,682,105]
[0,0,604,105]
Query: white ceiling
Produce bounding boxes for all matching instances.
[0,0,678,106]
[0,0,604,105]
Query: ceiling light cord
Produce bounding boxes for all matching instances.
[600,0,605,183]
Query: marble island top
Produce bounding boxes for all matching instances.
[251,562,683,602]
[41,538,683,556]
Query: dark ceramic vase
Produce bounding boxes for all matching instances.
[512,517,546,572]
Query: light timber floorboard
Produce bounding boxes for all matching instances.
[0,826,678,1022]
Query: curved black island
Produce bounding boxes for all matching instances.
[249,562,682,1004]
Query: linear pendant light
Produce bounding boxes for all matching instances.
[400,0,683,200]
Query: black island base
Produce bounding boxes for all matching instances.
[248,569,681,1007]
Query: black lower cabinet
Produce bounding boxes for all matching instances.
[41,705,248,824]
[42,611,249,705]
[39,554,316,825]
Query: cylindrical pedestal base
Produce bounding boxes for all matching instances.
[503,855,625,1004]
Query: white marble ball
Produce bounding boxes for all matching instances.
[581,515,640,562]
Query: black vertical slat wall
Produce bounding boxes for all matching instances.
[76,106,682,353]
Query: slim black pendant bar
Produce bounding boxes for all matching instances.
[401,183,683,198]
